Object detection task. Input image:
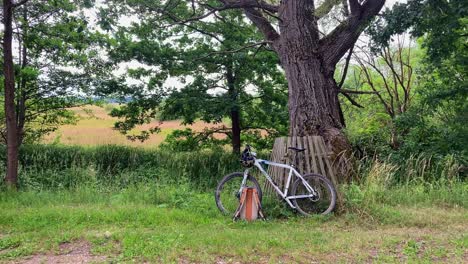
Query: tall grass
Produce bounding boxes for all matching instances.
[0,145,465,202]
[352,153,466,184]
[344,155,467,222]
[0,144,466,222]
[0,144,241,190]
[0,144,465,190]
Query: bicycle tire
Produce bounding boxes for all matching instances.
[215,172,263,215]
[290,173,336,216]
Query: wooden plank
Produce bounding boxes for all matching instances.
[267,136,336,189]
[282,136,293,189]
[306,136,319,174]
[296,136,302,173]
[268,138,281,170]
[277,137,287,190]
[274,138,283,186]
[315,137,343,209]
[296,137,305,174]
[310,136,320,174]
[313,136,327,176]
[306,136,320,187]
[303,137,312,174]
[268,137,278,191]
[265,137,281,193]
[316,136,338,186]
[298,137,309,174]
[290,135,296,164]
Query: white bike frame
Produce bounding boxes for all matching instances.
[240,158,318,209]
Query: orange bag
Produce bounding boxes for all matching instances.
[233,187,265,221]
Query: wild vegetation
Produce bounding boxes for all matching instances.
[0,144,466,262]
[1,0,467,262]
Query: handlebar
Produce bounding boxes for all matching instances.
[243,145,251,152]
[241,145,255,167]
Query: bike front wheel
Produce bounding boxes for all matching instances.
[291,173,336,216]
[215,172,262,215]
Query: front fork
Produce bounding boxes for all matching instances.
[238,169,250,194]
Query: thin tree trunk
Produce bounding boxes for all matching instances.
[390,128,400,150]
[226,65,241,154]
[3,0,20,188]
[230,108,241,154]
[17,9,28,145]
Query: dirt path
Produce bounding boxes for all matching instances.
[11,240,106,264]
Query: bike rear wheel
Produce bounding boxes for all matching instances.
[291,173,336,216]
[215,172,262,215]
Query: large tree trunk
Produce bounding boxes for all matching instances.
[274,0,351,163]
[280,54,348,154]
[3,0,20,188]
[278,53,352,178]
[241,1,385,178]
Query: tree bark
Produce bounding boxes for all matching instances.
[279,54,349,157]
[241,1,385,154]
[273,0,351,161]
[3,0,20,188]
[230,108,241,154]
[17,9,28,146]
[226,65,241,154]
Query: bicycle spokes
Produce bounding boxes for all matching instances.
[293,176,334,215]
[217,175,259,215]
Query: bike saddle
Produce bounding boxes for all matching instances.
[288,147,306,152]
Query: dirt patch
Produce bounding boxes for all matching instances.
[13,240,106,264]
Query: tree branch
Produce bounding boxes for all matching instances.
[193,41,270,61]
[338,46,354,88]
[340,92,364,108]
[220,0,279,13]
[12,0,29,8]
[319,0,385,66]
[348,0,362,14]
[156,1,280,44]
[243,7,280,43]
[339,89,379,94]
[315,0,342,18]
[356,55,395,117]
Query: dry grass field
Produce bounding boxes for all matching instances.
[42,105,226,148]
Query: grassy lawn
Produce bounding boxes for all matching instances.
[0,187,466,263]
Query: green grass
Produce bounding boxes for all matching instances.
[0,183,466,263]
[0,144,466,262]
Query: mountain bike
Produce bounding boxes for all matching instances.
[215,145,336,216]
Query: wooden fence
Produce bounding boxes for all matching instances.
[264,136,340,199]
